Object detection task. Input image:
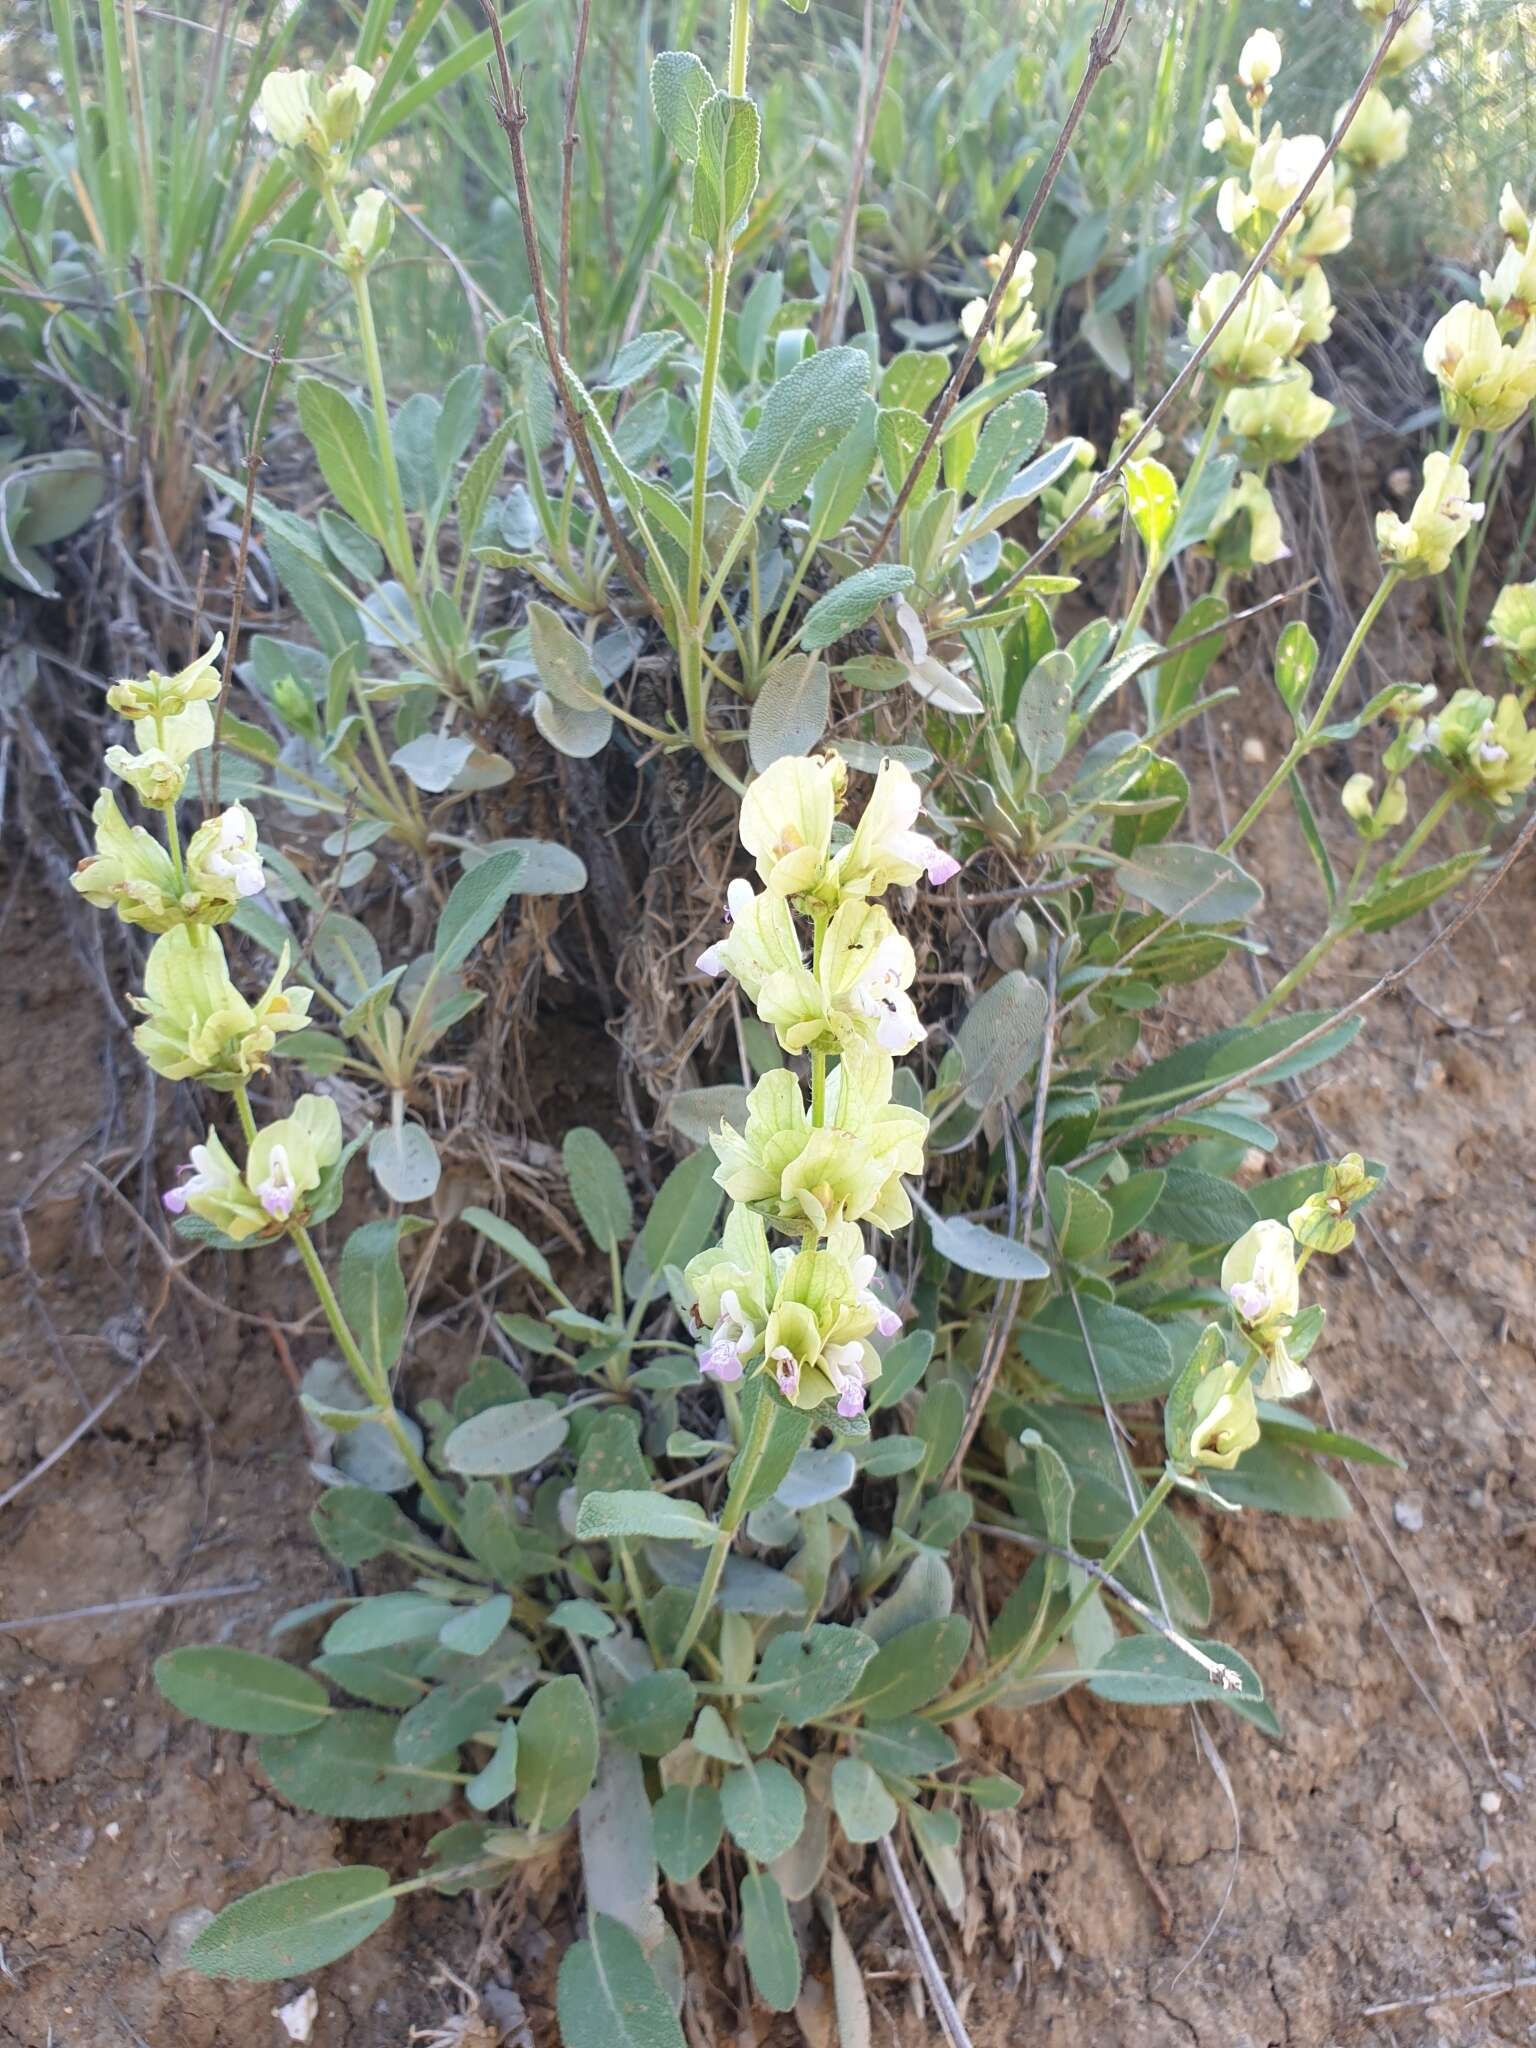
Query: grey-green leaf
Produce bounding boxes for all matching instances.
[575,1489,717,1545]
[186,1867,394,1981]
[296,379,387,541]
[650,50,715,162]
[798,565,914,653]
[748,654,830,771]
[738,348,871,511]
[741,1871,801,2012]
[442,1399,569,1477]
[844,1615,971,1721]
[516,1675,600,1835]
[563,1127,634,1252]
[154,1648,329,1736]
[557,1913,686,2048]
[720,1759,806,1862]
[260,1711,460,1818]
[830,1756,897,1843]
[433,847,529,974]
[652,1781,724,1883]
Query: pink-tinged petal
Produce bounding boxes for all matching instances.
[696,943,727,977]
[926,850,961,886]
[771,1348,800,1401]
[836,1378,867,1418]
[259,1183,296,1221]
[161,1186,189,1215]
[875,1305,903,1338]
[699,1344,744,1383]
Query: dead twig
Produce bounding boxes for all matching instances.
[993,0,1419,599]
[210,343,280,814]
[558,0,596,361]
[1362,1977,1536,2017]
[868,0,1129,561]
[479,4,659,615]
[0,1581,264,1632]
[877,1833,974,2048]
[817,0,905,349]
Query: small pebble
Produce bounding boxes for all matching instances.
[1479,1790,1502,1816]
[274,1988,318,2043]
[1241,736,1267,765]
[1394,1497,1424,1533]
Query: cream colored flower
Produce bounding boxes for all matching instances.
[1238,29,1282,99]
[1424,303,1536,432]
[1189,1364,1261,1470]
[1375,452,1484,577]
[104,701,214,810]
[1379,6,1433,76]
[131,927,313,1089]
[834,757,960,897]
[738,753,843,898]
[1188,272,1302,385]
[1289,264,1336,348]
[1481,237,1536,329]
[1487,583,1536,688]
[1203,84,1253,167]
[1224,366,1334,462]
[1335,87,1410,173]
[1221,1219,1311,1400]
[163,1096,343,1242]
[1210,471,1287,570]
[105,637,223,722]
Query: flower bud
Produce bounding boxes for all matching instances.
[1376,451,1484,577]
[340,187,393,270]
[1379,6,1432,77]
[1287,1154,1379,1255]
[1210,471,1286,571]
[1189,1364,1261,1471]
[1335,87,1410,173]
[1499,183,1531,252]
[1340,772,1406,840]
[1238,29,1282,101]
[1340,772,1374,824]
[1423,302,1536,433]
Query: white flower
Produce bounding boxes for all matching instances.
[162,1141,233,1216]
[255,1143,299,1222]
[821,1340,868,1418]
[202,806,266,898]
[852,1252,903,1339]
[1238,28,1282,93]
[837,759,961,897]
[847,930,927,1055]
[699,1288,753,1382]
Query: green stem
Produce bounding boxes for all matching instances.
[669,1383,776,1666]
[1377,781,1459,882]
[935,1469,1177,1720]
[322,187,416,593]
[728,0,751,95]
[1221,569,1403,855]
[290,1221,463,1534]
[1243,924,1344,1025]
[232,1081,258,1146]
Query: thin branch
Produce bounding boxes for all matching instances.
[479,5,659,615]
[210,343,280,814]
[867,0,1129,562]
[877,1833,974,2048]
[943,934,1058,1484]
[558,0,595,359]
[1,1582,264,1632]
[816,0,905,349]
[1072,807,1536,1169]
[1362,1977,1536,2018]
[991,0,1419,601]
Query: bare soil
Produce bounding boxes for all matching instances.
[2,682,1533,2047]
